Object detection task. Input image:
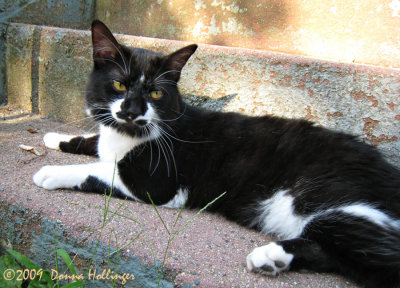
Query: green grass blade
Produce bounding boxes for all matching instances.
[60,281,85,288]
[6,249,40,270]
[56,249,77,276]
[171,192,226,241]
[6,249,53,284]
[147,192,170,235]
[108,230,144,257]
[172,197,188,230]
[54,232,59,287]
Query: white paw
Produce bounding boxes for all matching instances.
[43,133,75,150]
[33,165,85,190]
[246,242,293,276]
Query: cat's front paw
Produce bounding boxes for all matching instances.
[43,132,75,150]
[33,165,83,190]
[246,242,293,276]
[33,166,65,190]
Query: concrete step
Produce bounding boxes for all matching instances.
[6,22,400,167]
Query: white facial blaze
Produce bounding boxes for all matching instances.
[110,99,125,123]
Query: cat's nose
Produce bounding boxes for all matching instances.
[126,109,140,120]
[121,97,146,120]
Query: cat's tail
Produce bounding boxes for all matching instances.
[291,211,400,288]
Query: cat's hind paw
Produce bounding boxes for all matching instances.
[43,132,75,150]
[246,242,293,276]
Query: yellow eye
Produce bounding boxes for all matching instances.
[112,80,126,92]
[150,90,163,99]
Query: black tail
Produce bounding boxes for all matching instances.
[280,212,400,288]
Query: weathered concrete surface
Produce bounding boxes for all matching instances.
[0,109,359,288]
[96,0,400,68]
[7,0,95,30]
[6,24,36,112]
[6,23,400,167]
[0,0,95,105]
[0,23,6,105]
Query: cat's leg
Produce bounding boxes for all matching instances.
[44,132,99,156]
[247,212,400,288]
[33,162,136,200]
[246,238,334,276]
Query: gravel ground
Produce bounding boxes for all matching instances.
[0,107,359,288]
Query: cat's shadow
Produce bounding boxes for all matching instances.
[183,94,237,111]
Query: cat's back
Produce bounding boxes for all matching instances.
[177,106,400,209]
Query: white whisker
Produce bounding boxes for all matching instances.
[154,70,181,82]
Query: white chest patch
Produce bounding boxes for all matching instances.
[97,125,144,162]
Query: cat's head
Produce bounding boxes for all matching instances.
[85,20,197,137]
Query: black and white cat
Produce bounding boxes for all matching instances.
[33,20,400,288]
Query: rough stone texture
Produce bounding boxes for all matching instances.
[6,24,36,111]
[0,203,174,288]
[0,23,6,105]
[96,0,400,68]
[37,26,92,122]
[0,0,95,105]
[0,110,359,287]
[6,23,400,167]
[8,0,95,29]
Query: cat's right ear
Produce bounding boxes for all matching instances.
[91,20,121,65]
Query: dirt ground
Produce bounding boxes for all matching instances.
[0,106,359,288]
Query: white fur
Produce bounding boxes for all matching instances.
[254,190,400,241]
[35,100,162,201]
[110,100,158,126]
[162,188,189,208]
[33,162,139,200]
[247,242,293,276]
[139,73,145,83]
[43,132,96,150]
[136,103,158,124]
[97,124,145,162]
[98,102,161,162]
[337,203,400,228]
[254,189,311,239]
[110,99,126,123]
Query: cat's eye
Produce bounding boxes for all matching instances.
[112,80,127,92]
[150,90,163,99]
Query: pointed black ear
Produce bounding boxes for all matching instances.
[91,20,121,64]
[164,44,198,81]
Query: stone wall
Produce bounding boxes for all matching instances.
[96,0,400,68]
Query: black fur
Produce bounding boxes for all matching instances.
[59,135,99,156]
[61,20,400,287]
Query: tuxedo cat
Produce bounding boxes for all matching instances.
[33,20,400,288]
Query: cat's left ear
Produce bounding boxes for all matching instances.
[164,44,198,81]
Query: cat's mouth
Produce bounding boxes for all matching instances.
[109,99,158,128]
[115,111,149,127]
